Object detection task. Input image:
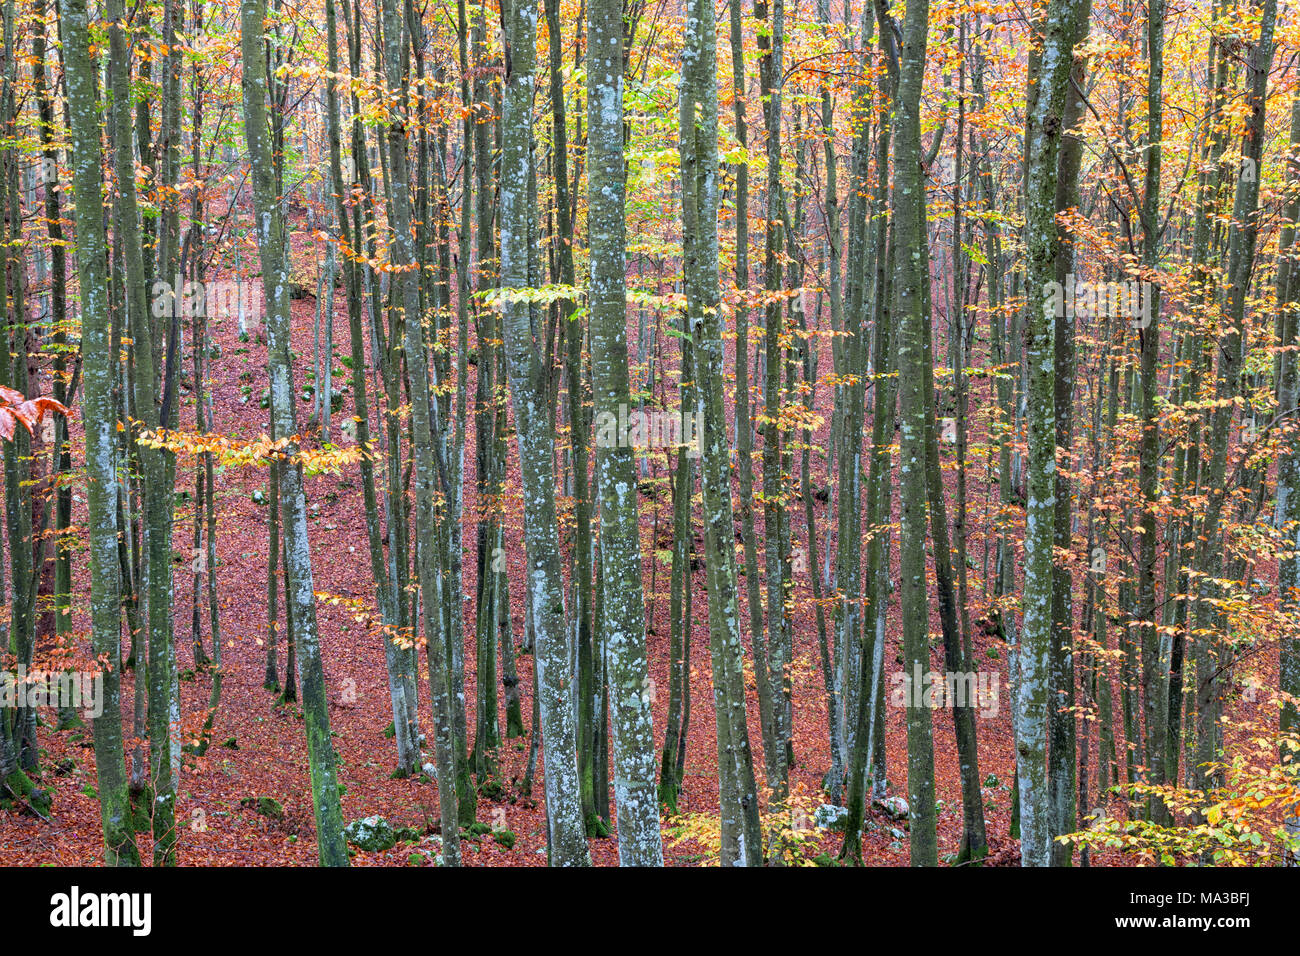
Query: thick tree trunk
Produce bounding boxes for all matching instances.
[585,0,664,864]
[1018,0,1091,866]
[500,0,590,867]
[56,0,137,862]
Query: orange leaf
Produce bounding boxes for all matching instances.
[18,398,70,424]
[7,407,35,435]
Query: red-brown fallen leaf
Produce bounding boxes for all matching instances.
[18,397,71,425]
[0,393,70,443]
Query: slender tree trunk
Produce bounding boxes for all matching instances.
[682,0,763,865]
[756,0,791,802]
[1136,0,1166,826]
[1275,97,1300,865]
[891,0,938,867]
[107,0,178,863]
[729,0,775,785]
[240,0,348,866]
[1047,0,1092,860]
[1193,0,1275,804]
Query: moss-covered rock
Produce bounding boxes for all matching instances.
[876,795,910,821]
[241,795,284,820]
[1,768,51,815]
[813,804,849,833]
[394,826,423,844]
[344,815,396,852]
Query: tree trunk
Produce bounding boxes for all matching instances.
[240,0,348,867]
[500,0,590,867]
[682,0,763,865]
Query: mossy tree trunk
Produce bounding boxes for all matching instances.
[1018,0,1092,867]
[681,0,763,866]
[586,0,664,865]
[499,0,590,867]
[240,0,348,867]
[891,0,939,867]
[57,0,138,864]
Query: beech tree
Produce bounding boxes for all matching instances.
[681,0,762,865]
[1017,0,1092,868]
[499,0,590,867]
[5,0,1299,874]
[586,0,663,865]
[240,0,348,867]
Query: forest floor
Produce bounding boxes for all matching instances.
[1,229,1273,866]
